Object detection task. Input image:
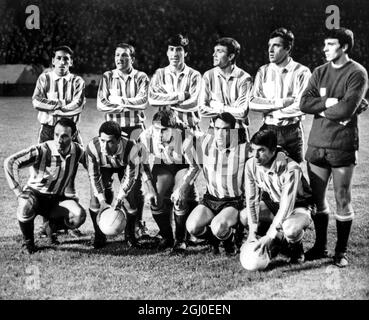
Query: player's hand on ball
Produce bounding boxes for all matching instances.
[254,235,272,255]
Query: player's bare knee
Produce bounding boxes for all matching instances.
[335,187,351,208]
[282,221,303,243]
[239,208,248,226]
[210,220,228,239]
[65,203,86,228]
[16,197,36,222]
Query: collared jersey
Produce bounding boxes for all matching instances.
[32,71,86,126]
[250,58,311,126]
[4,141,85,198]
[183,133,248,198]
[86,136,140,200]
[245,151,312,231]
[149,64,201,128]
[199,65,252,127]
[97,68,149,127]
[138,127,188,166]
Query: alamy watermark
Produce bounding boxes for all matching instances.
[25,5,40,30]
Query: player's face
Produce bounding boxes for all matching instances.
[115,47,134,72]
[100,133,119,155]
[54,124,73,155]
[167,46,187,68]
[268,37,290,65]
[214,118,232,149]
[213,45,233,69]
[323,38,345,62]
[52,51,73,76]
[251,143,275,167]
[152,122,173,144]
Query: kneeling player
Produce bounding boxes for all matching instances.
[139,110,198,252]
[4,118,87,253]
[185,113,248,255]
[241,130,313,270]
[86,121,144,249]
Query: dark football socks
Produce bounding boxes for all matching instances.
[335,219,352,255]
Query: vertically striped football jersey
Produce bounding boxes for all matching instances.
[199,65,252,128]
[4,141,85,198]
[149,65,201,128]
[183,133,248,198]
[85,136,141,202]
[32,71,86,126]
[249,58,311,126]
[97,68,149,128]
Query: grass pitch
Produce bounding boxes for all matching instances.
[0,97,368,300]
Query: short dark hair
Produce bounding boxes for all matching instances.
[215,37,240,64]
[152,109,177,128]
[53,45,73,58]
[167,34,189,52]
[213,112,237,129]
[54,117,77,135]
[250,129,278,151]
[99,121,122,140]
[116,43,135,58]
[269,28,295,51]
[325,27,354,54]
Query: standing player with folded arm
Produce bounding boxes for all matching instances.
[249,28,311,163]
[300,28,368,267]
[199,37,253,135]
[33,45,86,144]
[97,43,150,239]
[149,34,202,132]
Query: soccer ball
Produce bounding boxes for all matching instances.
[97,206,127,236]
[240,240,270,271]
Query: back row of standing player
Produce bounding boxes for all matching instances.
[5,27,368,269]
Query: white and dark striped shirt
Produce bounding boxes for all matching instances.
[245,151,311,237]
[86,136,141,202]
[149,64,202,128]
[183,133,248,198]
[32,71,86,126]
[4,141,85,198]
[249,58,311,126]
[138,127,186,165]
[199,65,253,127]
[97,68,149,127]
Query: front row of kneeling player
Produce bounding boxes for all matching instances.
[5,111,317,271]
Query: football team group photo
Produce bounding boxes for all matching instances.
[1,0,368,300]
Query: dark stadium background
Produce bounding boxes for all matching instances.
[1,0,368,97]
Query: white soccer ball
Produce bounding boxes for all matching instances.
[240,240,270,271]
[97,206,127,236]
